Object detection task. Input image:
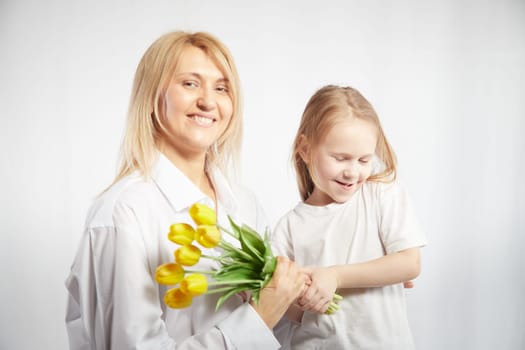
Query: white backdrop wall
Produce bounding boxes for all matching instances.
[1,0,524,349]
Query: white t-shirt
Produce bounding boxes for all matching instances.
[271,181,427,350]
[65,154,279,350]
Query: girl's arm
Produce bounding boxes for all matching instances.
[298,247,421,313]
[330,247,420,289]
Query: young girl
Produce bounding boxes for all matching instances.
[271,85,427,349]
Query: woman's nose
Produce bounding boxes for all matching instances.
[197,89,215,111]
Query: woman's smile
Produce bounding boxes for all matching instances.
[187,113,217,127]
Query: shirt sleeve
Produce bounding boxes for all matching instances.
[218,303,281,349]
[273,310,303,350]
[65,201,279,350]
[377,182,428,254]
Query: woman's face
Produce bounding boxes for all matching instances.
[161,46,233,161]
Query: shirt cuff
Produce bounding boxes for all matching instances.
[217,303,280,350]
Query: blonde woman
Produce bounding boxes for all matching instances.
[65,31,306,350]
[272,85,427,349]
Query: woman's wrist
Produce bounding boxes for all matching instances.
[249,299,282,329]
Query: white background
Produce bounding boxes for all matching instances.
[1,0,524,349]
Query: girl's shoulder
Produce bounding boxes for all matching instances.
[273,201,318,233]
[363,180,408,199]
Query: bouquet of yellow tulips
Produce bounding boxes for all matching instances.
[155,203,341,314]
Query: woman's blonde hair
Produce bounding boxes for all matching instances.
[293,85,397,201]
[112,31,242,185]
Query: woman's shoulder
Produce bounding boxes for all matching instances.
[85,173,157,228]
[228,181,255,201]
[227,181,270,231]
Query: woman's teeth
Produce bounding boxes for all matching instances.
[191,115,214,126]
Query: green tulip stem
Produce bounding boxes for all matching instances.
[217,224,239,240]
[208,279,260,287]
[184,269,215,275]
[204,286,238,295]
[218,241,258,263]
[201,254,224,262]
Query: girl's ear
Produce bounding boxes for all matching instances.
[297,134,310,164]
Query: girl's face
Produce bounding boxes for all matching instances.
[161,46,233,162]
[303,117,378,206]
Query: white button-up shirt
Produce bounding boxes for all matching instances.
[65,154,279,350]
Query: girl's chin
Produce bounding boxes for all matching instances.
[333,188,358,201]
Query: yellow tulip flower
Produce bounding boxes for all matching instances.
[154,263,185,285]
[180,274,208,296]
[164,287,193,309]
[168,223,195,246]
[189,203,216,225]
[195,225,221,248]
[174,244,202,266]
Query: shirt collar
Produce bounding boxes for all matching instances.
[152,153,238,215]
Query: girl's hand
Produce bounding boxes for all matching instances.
[297,267,338,314]
[403,280,414,288]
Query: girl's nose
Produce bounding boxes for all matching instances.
[343,163,358,179]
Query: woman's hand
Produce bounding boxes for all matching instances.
[297,267,338,314]
[250,256,307,328]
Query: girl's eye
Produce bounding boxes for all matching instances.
[334,156,345,161]
[359,159,370,164]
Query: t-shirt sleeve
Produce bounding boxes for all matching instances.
[377,182,427,254]
[270,215,295,260]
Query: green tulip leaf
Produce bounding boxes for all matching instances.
[215,286,247,310]
[240,224,266,256]
[238,229,264,263]
[226,216,241,240]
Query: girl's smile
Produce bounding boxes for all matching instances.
[335,180,356,189]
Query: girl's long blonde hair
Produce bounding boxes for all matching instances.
[293,85,397,201]
[112,31,242,186]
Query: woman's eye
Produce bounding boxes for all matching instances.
[216,85,229,93]
[183,81,198,88]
